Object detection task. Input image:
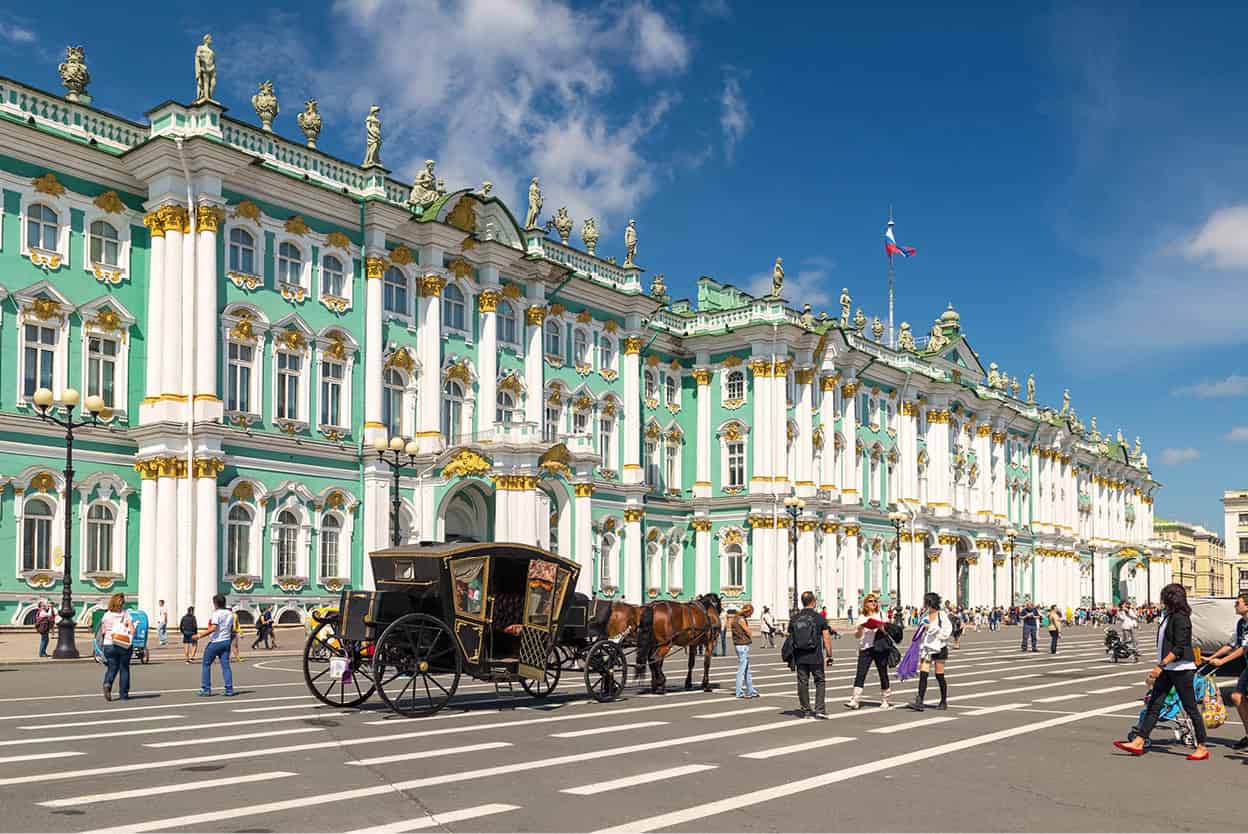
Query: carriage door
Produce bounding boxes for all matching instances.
[450,556,489,667]
[518,561,568,679]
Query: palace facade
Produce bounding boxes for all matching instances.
[0,56,1171,626]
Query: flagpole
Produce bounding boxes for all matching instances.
[887,205,895,349]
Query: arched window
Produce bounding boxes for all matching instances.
[228,228,256,275]
[644,370,658,401]
[723,542,744,587]
[320,514,340,579]
[725,371,744,401]
[277,242,302,285]
[496,391,516,424]
[442,380,463,443]
[664,375,678,407]
[275,510,300,577]
[85,503,114,573]
[383,267,408,316]
[599,532,616,586]
[667,542,682,590]
[918,460,929,506]
[321,255,345,297]
[382,368,404,439]
[573,329,589,366]
[226,505,252,576]
[22,497,53,571]
[599,337,615,370]
[646,541,662,589]
[89,220,120,267]
[27,204,58,252]
[544,320,561,356]
[496,301,517,343]
[443,284,466,330]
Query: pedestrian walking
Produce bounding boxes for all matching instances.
[1117,603,1139,658]
[97,592,134,702]
[1200,591,1248,750]
[179,606,198,663]
[252,606,273,650]
[761,606,777,649]
[715,610,730,656]
[908,592,952,711]
[1020,599,1040,652]
[1113,584,1209,760]
[844,593,894,710]
[197,594,237,697]
[1048,605,1062,654]
[230,606,243,662]
[732,604,760,698]
[156,599,169,646]
[783,591,834,718]
[34,600,55,657]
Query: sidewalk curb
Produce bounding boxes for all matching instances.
[0,649,304,666]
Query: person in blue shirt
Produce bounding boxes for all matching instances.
[1019,600,1040,652]
[1204,592,1248,750]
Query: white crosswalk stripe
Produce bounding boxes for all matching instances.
[551,721,668,738]
[342,803,520,833]
[741,736,855,759]
[562,764,718,795]
[869,716,957,734]
[39,771,298,808]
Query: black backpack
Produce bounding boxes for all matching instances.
[790,610,820,652]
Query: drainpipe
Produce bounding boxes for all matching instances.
[175,138,198,604]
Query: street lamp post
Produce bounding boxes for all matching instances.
[783,496,805,613]
[888,510,906,611]
[1005,527,1018,608]
[371,435,420,546]
[31,387,108,659]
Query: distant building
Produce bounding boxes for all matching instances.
[1155,518,1229,597]
[1221,491,1248,595]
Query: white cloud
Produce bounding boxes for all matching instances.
[1226,427,1248,442]
[629,8,690,75]
[1182,204,1248,270]
[700,0,732,17]
[720,72,749,162]
[0,21,35,43]
[1172,374,1248,398]
[1158,447,1200,465]
[747,256,836,309]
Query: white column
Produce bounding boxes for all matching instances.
[176,475,193,616]
[819,376,838,496]
[622,337,642,484]
[975,425,992,520]
[841,381,860,503]
[476,284,499,435]
[694,519,711,594]
[137,469,157,609]
[141,213,165,403]
[154,461,178,611]
[794,366,815,498]
[796,521,816,598]
[749,358,770,495]
[415,268,444,453]
[160,208,185,397]
[524,302,544,427]
[193,461,220,617]
[363,250,385,445]
[360,470,388,590]
[927,405,950,517]
[772,359,789,495]
[573,485,593,595]
[693,369,712,498]
[819,523,838,612]
[623,506,643,602]
[194,206,222,413]
[843,525,862,612]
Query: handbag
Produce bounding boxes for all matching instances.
[1198,672,1227,729]
[108,614,133,649]
[896,625,925,680]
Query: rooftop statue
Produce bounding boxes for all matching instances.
[987,362,1000,388]
[479,181,493,197]
[194,34,216,103]
[854,308,867,332]
[362,105,383,168]
[407,159,439,208]
[624,219,638,266]
[840,288,852,325]
[799,304,815,329]
[1060,388,1070,416]
[551,207,572,244]
[928,318,947,351]
[524,177,543,229]
[58,46,90,103]
[581,217,599,255]
[871,316,884,341]
[1027,374,1036,404]
[771,258,784,296]
[897,321,916,351]
[252,81,278,132]
[1011,377,1020,398]
[650,273,667,298]
[1090,416,1100,440]
[296,99,322,148]
[1134,436,1142,457]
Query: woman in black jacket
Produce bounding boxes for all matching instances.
[1113,584,1209,760]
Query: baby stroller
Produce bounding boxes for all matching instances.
[1104,627,1138,662]
[91,608,151,665]
[1125,665,1215,750]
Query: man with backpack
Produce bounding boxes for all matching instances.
[1020,599,1040,652]
[784,591,834,719]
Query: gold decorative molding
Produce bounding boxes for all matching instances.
[275,328,306,352]
[501,282,523,300]
[279,284,308,304]
[28,249,63,270]
[444,361,472,384]
[692,368,712,385]
[388,243,414,266]
[747,358,771,377]
[690,518,712,532]
[525,305,545,326]
[227,310,257,343]
[384,347,415,373]
[624,336,644,355]
[420,274,446,296]
[747,514,774,529]
[227,271,262,291]
[843,524,861,537]
[477,289,500,313]
[143,211,164,238]
[32,172,66,196]
[29,472,56,494]
[192,457,225,479]
[92,190,125,214]
[498,372,523,395]
[446,196,477,232]
[24,297,64,322]
[233,200,262,221]
[977,424,993,437]
[820,521,840,534]
[491,474,538,492]
[927,410,951,424]
[365,256,387,279]
[326,231,351,250]
[793,368,815,385]
[447,258,474,279]
[796,518,819,532]
[603,319,619,333]
[324,333,349,361]
[443,449,492,479]
[195,205,225,232]
[284,215,310,235]
[841,382,860,397]
[548,303,566,317]
[623,507,645,523]
[158,204,189,233]
[573,483,595,498]
[991,431,1007,444]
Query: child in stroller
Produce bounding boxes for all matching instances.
[1125,665,1214,749]
[1105,627,1139,663]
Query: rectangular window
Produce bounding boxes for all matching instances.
[544,405,561,443]
[598,418,614,469]
[645,441,659,488]
[277,352,301,420]
[665,445,678,490]
[859,393,869,424]
[1240,538,1248,555]
[727,441,745,488]
[1239,513,1248,525]
[320,360,343,426]
[573,410,588,435]
[86,336,118,408]
[22,324,57,397]
[227,343,253,413]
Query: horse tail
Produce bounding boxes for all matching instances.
[635,604,655,673]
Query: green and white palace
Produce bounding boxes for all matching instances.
[0,44,1172,626]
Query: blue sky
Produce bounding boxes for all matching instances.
[3,1,1246,531]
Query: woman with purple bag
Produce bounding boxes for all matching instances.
[905,592,953,711]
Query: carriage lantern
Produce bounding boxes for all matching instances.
[888,510,906,611]
[783,496,805,613]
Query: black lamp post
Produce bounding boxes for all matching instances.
[783,496,805,613]
[31,386,108,659]
[371,435,419,546]
[1005,527,1018,608]
[888,510,906,611]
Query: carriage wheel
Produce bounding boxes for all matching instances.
[303,619,376,708]
[584,640,627,702]
[521,645,562,698]
[557,643,581,672]
[373,613,461,717]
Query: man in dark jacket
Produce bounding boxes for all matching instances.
[786,591,834,719]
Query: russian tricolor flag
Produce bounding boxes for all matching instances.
[884,220,916,259]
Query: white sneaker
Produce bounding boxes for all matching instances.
[813,712,830,719]
[844,700,860,710]
[877,701,894,711]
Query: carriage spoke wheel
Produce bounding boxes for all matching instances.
[584,639,627,702]
[302,619,376,708]
[373,613,461,717]
[521,645,562,698]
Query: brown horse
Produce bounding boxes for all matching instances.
[634,593,722,694]
[588,597,642,642]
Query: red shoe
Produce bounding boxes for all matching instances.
[1186,749,1209,761]
[1113,741,1146,756]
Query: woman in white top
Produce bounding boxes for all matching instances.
[845,594,894,710]
[97,592,134,701]
[908,592,952,712]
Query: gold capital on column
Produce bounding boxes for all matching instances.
[143,212,165,238]
[195,205,225,232]
[365,257,388,279]
[624,336,644,355]
[192,457,226,479]
[159,205,190,233]
[524,305,545,325]
[623,507,645,523]
[691,368,712,386]
[477,290,501,313]
[573,482,595,498]
[420,274,446,296]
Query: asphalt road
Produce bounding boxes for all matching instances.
[0,624,1244,833]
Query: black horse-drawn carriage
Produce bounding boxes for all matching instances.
[302,542,629,716]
